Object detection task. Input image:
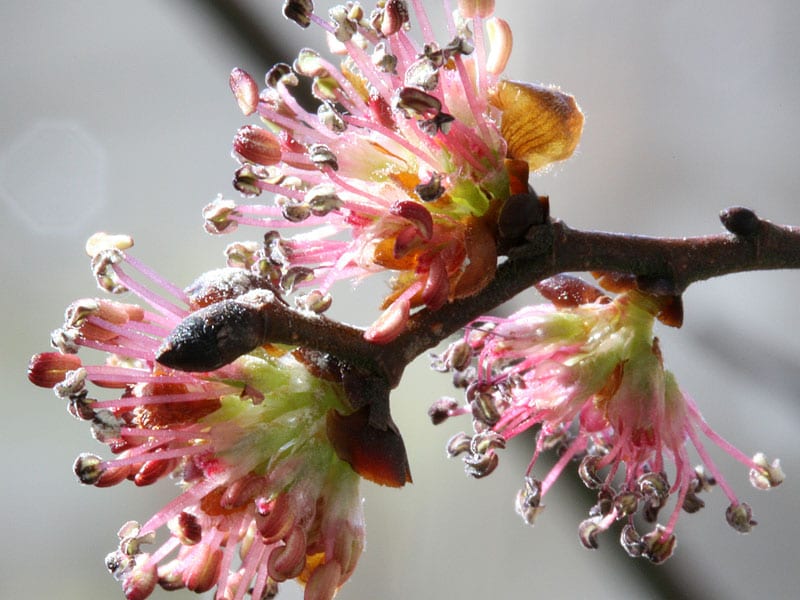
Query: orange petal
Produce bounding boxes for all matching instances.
[491,79,584,171]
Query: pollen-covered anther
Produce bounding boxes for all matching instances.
[329,5,358,42]
[393,87,442,120]
[232,164,266,198]
[614,490,641,517]
[414,172,445,202]
[749,453,785,490]
[233,125,282,166]
[296,289,332,313]
[372,42,398,73]
[515,477,545,526]
[91,248,127,294]
[619,524,644,557]
[85,232,134,258]
[308,143,339,170]
[280,265,314,292]
[305,185,343,216]
[283,0,314,28]
[446,431,472,457]
[427,397,460,425]
[229,67,259,115]
[418,112,455,137]
[463,448,499,478]
[578,455,604,489]
[203,197,240,234]
[640,526,676,564]
[578,516,605,550]
[73,452,105,485]
[405,57,440,91]
[318,101,347,133]
[726,502,757,533]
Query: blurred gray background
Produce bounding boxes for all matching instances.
[3,1,799,599]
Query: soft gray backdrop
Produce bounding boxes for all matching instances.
[3,1,799,599]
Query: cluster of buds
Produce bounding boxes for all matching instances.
[217,0,583,342]
[431,275,784,562]
[29,234,379,600]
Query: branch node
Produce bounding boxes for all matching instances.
[720,206,761,237]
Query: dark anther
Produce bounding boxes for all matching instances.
[156,300,267,372]
[720,206,760,237]
[283,0,314,28]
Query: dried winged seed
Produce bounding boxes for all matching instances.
[372,42,398,73]
[490,79,584,171]
[394,87,442,119]
[726,502,757,533]
[749,453,785,489]
[578,517,604,550]
[317,101,347,133]
[446,432,472,457]
[620,524,644,557]
[578,455,604,489]
[294,48,328,77]
[308,143,339,170]
[404,57,439,91]
[415,172,445,202]
[266,63,298,88]
[229,67,259,115]
[283,0,314,28]
[463,450,499,478]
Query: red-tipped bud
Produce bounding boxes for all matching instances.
[28,352,82,388]
[229,68,259,116]
[233,125,282,166]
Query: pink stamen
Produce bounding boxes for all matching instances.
[124,254,190,305]
[94,390,228,410]
[410,0,436,45]
[141,477,221,534]
[103,443,210,469]
[541,435,588,496]
[77,337,154,361]
[685,423,739,505]
[111,264,187,321]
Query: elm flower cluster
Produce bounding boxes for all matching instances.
[28,234,368,600]
[431,275,784,563]
[212,0,583,342]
